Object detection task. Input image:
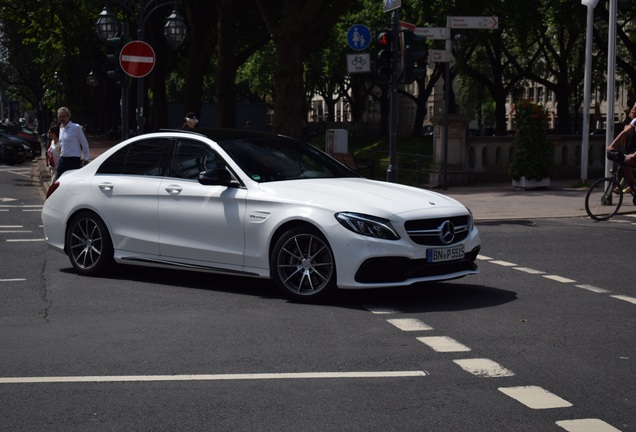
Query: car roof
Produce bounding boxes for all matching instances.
[162,128,294,143]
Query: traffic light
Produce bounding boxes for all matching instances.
[402,30,428,84]
[106,37,124,82]
[375,30,393,83]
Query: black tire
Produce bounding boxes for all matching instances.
[270,226,336,301]
[585,177,622,221]
[66,211,114,276]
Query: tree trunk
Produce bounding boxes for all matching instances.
[272,34,305,138]
[182,1,218,124]
[217,0,237,128]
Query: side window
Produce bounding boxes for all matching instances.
[170,140,223,180]
[97,139,169,176]
[96,146,128,174]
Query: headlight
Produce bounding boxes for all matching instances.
[335,212,400,240]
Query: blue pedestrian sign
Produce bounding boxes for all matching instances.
[347,25,371,51]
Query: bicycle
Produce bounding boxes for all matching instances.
[585,150,636,221]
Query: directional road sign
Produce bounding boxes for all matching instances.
[347,25,371,51]
[450,16,498,29]
[414,27,450,40]
[120,41,156,78]
[429,49,454,63]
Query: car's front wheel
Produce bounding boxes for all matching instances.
[66,211,114,276]
[271,227,336,301]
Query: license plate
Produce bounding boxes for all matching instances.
[427,245,465,263]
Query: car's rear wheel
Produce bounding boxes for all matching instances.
[271,227,336,301]
[66,211,114,276]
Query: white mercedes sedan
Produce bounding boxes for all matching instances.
[42,129,480,301]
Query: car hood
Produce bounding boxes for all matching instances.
[257,178,467,217]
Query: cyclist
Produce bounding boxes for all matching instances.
[607,102,636,192]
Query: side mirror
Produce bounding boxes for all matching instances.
[198,168,237,187]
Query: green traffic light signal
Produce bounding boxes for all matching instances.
[402,30,428,84]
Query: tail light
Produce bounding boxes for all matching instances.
[46,182,60,199]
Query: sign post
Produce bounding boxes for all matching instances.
[346,24,371,74]
[440,16,498,190]
[120,41,156,78]
[119,40,156,136]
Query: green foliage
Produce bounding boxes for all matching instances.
[508,99,553,181]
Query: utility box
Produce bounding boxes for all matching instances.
[325,129,348,154]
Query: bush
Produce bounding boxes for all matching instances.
[508,100,553,181]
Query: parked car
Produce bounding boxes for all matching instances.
[0,130,34,160]
[42,129,481,301]
[0,139,26,165]
[0,123,41,157]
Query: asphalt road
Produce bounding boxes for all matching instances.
[0,162,634,431]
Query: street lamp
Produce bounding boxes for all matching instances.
[86,70,98,89]
[96,7,120,39]
[95,1,187,138]
[164,10,187,49]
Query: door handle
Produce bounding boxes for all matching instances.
[98,182,114,191]
[164,185,183,194]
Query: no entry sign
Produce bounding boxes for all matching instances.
[120,41,156,78]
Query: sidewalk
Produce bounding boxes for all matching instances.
[444,179,590,221]
[35,136,598,221]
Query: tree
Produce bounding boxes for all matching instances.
[521,1,587,134]
[0,0,105,129]
[181,0,219,121]
[253,0,355,138]
[216,0,269,128]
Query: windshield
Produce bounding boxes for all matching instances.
[217,137,359,183]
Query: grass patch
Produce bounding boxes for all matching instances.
[311,135,435,186]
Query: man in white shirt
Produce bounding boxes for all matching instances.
[54,107,90,181]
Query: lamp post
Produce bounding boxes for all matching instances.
[580,0,600,184]
[86,70,98,134]
[53,71,63,109]
[96,1,186,138]
[605,0,617,179]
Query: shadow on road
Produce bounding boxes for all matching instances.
[333,282,517,313]
[60,264,515,313]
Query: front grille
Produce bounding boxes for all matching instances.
[404,215,471,246]
[354,246,480,284]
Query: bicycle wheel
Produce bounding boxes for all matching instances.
[585,177,623,221]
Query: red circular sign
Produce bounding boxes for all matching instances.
[119,41,156,78]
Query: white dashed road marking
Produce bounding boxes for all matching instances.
[542,275,577,283]
[498,386,572,409]
[453,358,515,378]
[364,305,401,314]
[387,318,433,331]
[417,336,471,352]
[490,260,518,267]
[576,284,611,294]
[514,267,545,275]
[556,418,622,432]
[611,295,636,305]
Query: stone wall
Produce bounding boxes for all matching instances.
[465,135,608,183]
[428,115,609,186]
